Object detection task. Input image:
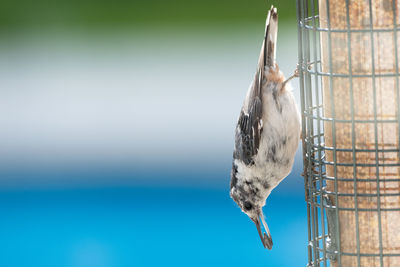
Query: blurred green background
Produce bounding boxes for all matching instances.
[1,0,296,32]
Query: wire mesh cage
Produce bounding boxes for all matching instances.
[297,0,400,266]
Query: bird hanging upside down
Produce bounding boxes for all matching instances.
[230,6,301,249]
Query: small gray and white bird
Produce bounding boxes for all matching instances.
[230,6,301,249]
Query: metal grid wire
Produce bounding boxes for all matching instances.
[297,0,400,266]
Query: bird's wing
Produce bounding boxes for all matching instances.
[233,6,278,165]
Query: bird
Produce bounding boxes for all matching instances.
[229,6,301,250]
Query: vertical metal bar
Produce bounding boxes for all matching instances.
[301,1,316,265]
[367,0,384,266]
[297,0,314,265]
[393,9,400,266]
[344,0,361,266]
[324,0,342,265]
[392,0,400,179]
[310,0,326,265]
[304,0,320,264]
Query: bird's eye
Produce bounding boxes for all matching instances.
[244,201,253,211]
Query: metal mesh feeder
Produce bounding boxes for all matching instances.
[297,0,400,266]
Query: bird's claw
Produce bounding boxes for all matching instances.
[294,65,299,77]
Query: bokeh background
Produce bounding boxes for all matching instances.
[1,1,307,266]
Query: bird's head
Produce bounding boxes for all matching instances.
[230,169,273,249]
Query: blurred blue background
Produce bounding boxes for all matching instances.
[0,1,307,266]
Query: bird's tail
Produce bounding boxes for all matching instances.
[257,6,278,70]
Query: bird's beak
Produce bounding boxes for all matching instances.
[252,212,273,249]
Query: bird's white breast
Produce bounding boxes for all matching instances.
[235,80,301,200]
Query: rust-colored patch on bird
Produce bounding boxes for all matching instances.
[265,67,285,85]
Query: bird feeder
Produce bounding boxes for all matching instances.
[297,0,400,266]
